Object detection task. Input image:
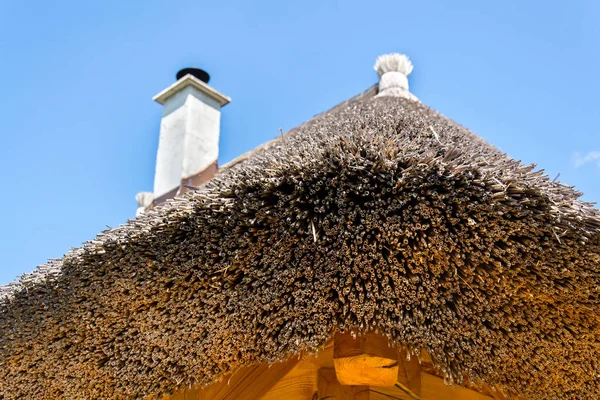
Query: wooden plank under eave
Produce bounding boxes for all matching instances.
[318,368,366,399]
[164,342,334,400]
[333,332,399,387]
[419,351,512,400]
[192,357,300,400]
[260,342,339,399]
[318,367,416,400]
[260,362,318,400]
[419,372,494,400]
[397,348,422,396]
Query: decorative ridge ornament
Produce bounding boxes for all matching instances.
[374,53,418,100]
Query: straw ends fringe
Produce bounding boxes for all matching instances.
[374,53,414,77]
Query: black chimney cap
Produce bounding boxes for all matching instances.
[176,68,210,84]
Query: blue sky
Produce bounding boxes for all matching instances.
[0,0,598,285]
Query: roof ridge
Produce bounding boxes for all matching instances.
[219,84,379,171]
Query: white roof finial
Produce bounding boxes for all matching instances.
[374,53,413,77]
[374,53,417,101]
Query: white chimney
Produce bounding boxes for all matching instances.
[151,68,230,201]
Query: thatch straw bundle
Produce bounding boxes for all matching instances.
[1,92,599,399]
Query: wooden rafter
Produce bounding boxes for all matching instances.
[333,332,400,387]
[165,356,300,400]
[164,335,512,400]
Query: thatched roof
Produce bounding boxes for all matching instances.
[1,70,599,399]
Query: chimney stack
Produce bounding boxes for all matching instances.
[143,68,230,208]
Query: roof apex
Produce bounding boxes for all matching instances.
[374,53,417,101]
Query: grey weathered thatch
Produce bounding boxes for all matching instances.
[1,86,599,399]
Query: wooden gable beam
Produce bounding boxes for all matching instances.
[262,342,334,399]
[319,368,494,400]
[197,357,301,399]
[333,332,400,387]
[165,356,301,400]
[165,336,507,400]
[260,362,319,400]
[396,347,421,396]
